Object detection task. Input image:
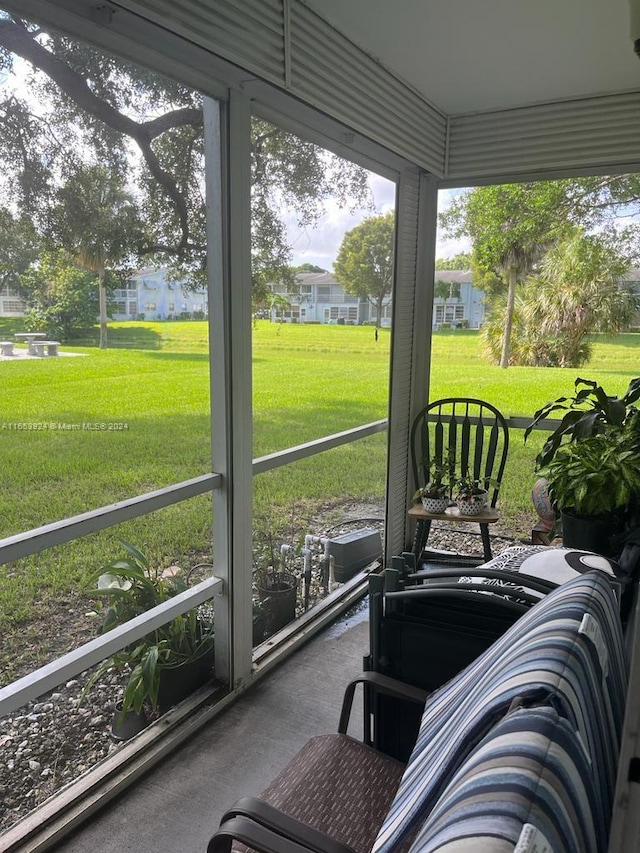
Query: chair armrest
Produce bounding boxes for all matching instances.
[209,815,338,853]
[216,798,356,853]
[405,567,557,595]
[338,671,429,734]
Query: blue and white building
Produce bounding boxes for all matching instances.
[111,267,208,321]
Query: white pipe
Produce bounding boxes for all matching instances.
[280,543,292,571]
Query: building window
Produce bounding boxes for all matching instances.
[299,284,312,298]
[116,301,126,313]
[317,286,331,302]
[2,299,26,312]
[168,302,175,312]
[129,301,137,316]
[145,302,156,311]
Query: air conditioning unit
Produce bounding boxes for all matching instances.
[327,528,382,583]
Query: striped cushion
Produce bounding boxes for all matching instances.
[372,571,627,853]
[408,706,606,853]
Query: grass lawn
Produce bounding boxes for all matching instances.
[1,319,639,679]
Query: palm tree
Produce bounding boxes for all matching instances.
[53,165,142,348]
[523,230,637,367]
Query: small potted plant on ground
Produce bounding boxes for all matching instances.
[83,542,214,738]
[413,458,451,514]
[454,473,490,516]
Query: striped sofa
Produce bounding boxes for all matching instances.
[209,569,627,853]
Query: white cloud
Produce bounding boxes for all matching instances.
[287,182,472,270]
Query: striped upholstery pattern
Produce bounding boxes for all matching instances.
[372,571,626,853]
[408,705,606,853]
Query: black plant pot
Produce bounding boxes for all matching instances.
[111,702,149,742]
[253,612,266,646]
[258,574,297,637]
[561,508,622,557]
[157,639,214,713]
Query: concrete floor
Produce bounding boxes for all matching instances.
[55,601,369,853]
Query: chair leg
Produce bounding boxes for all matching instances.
[412,519,432,559]
[480,523,492,562]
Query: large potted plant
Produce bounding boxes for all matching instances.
[526,377,640,554]
[525,376,640,467]
[540,431,640,554]
[83,542,214,736]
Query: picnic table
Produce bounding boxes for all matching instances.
[14,332,47,355]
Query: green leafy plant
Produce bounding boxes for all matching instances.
[525,376,640,469]
[83,542,214,716]
[413,457,452,501]
[453,469,499,501]
[454,474,489,503]
[541,431,640,518]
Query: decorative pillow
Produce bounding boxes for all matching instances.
[406,706,608,853]
[475,545,621,586]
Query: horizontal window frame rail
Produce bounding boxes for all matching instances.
[252,419,388,475]
[0,575,223,718]
[0,473,222,567]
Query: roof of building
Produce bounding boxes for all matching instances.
[434,269,473,283]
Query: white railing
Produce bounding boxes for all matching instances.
[0,473,221,566]
[0,419,390,717]
[0,576,222,717]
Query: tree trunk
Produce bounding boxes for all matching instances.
[500,266,517,368]
[99,267,108,349]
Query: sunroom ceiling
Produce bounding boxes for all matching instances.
[305,0,640,115]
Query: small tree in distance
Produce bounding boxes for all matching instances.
[333,211,394,328]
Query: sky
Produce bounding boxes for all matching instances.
[287,176,471,271]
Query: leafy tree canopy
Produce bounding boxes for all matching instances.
[333,211,394,328]
[481,228,638,368]
[0,13,371,310]
[441,179,640,367]
[21,249,99,340]
[435,253,472,270]
[293,263,328,274]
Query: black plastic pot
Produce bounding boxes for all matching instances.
[156,639,214,712]
[252,612,266,646]
[111,703,148,741]
[561,508,622,557]
[258,574,297,637]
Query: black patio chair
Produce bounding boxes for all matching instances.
[409,397,509,562]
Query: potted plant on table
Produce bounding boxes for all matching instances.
[83,542,214,738]
[454,473,490,516]
[413,458,452,514]
[525,377,640,554]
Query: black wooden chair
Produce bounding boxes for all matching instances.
[409,397,509,562]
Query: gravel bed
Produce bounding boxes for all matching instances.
[0,513,522,836]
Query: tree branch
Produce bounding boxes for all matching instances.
[0,18,203,252]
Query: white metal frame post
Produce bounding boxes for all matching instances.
[207,90,255,688]
[385,170,439,560]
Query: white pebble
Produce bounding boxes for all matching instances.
[28,759,41,771]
